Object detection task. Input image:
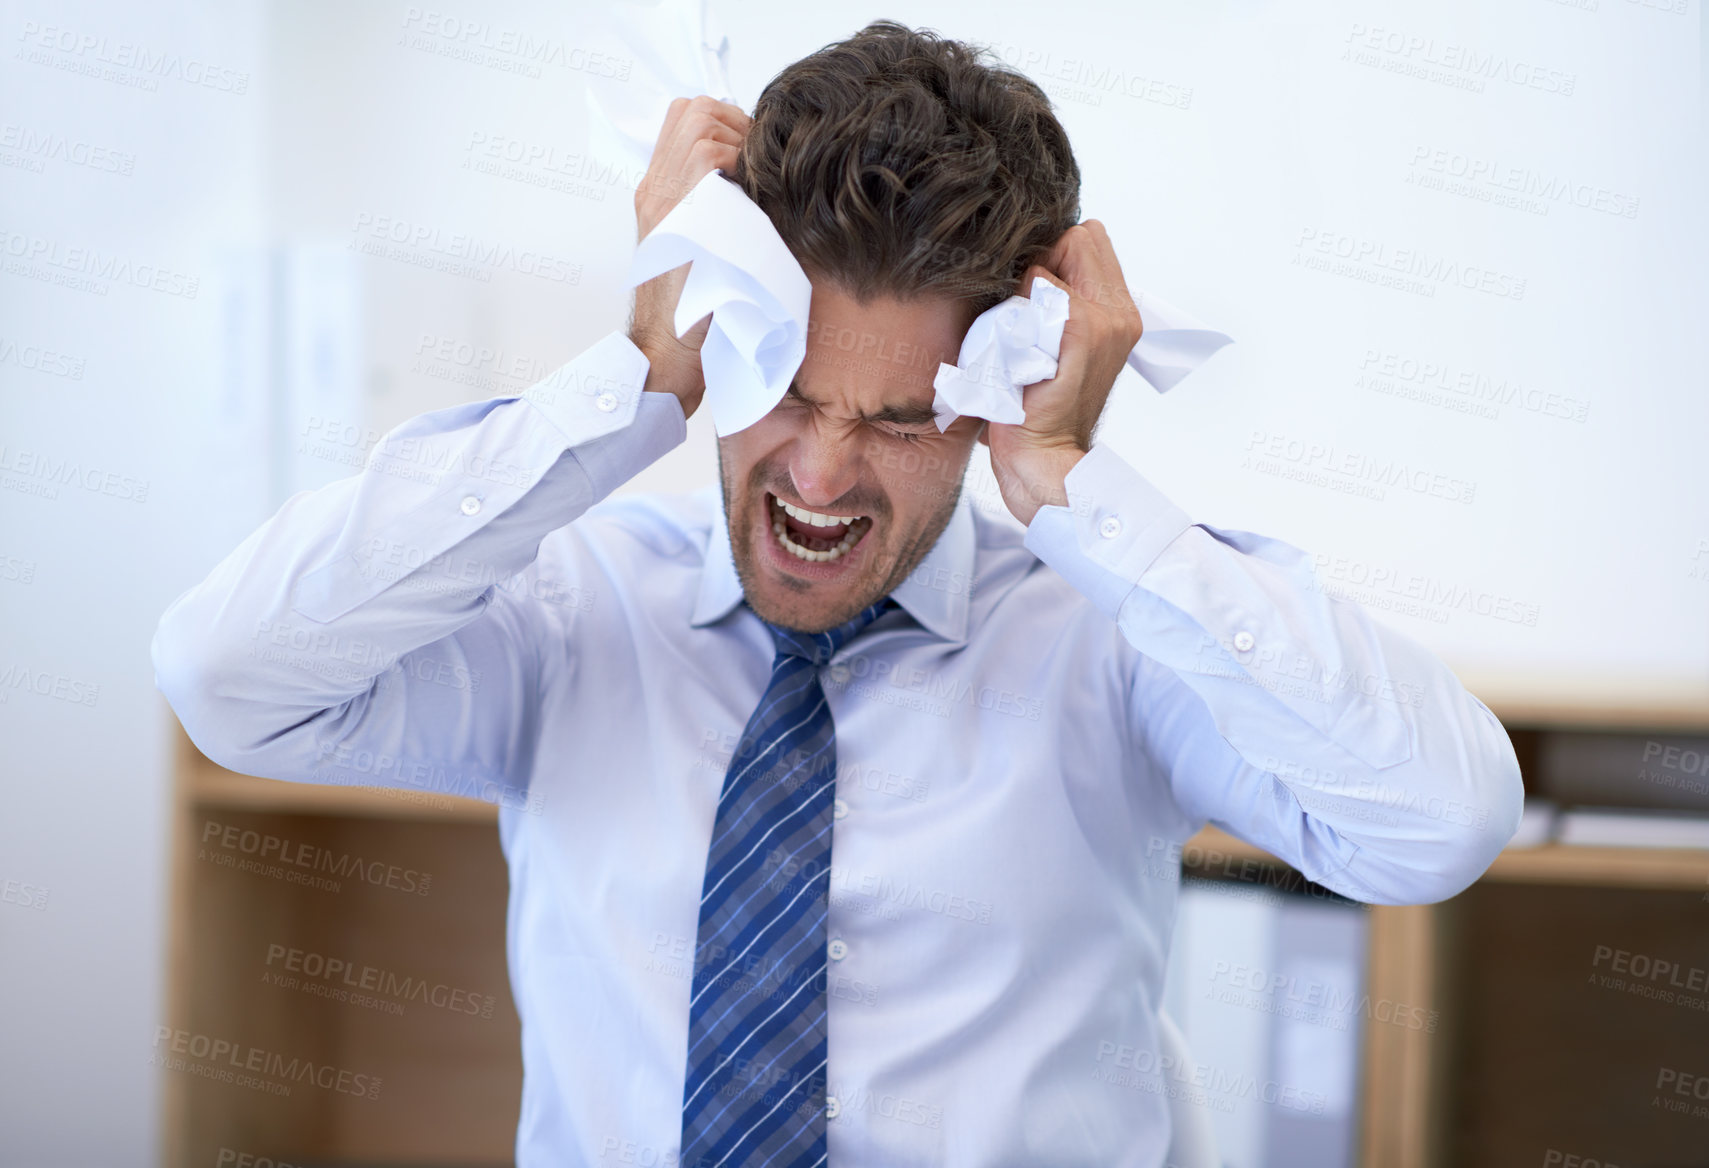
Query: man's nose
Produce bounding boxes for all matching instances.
[787,417,865,509]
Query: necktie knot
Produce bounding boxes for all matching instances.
[762,597,896,667]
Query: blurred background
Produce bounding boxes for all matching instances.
[1,0,1705,1165]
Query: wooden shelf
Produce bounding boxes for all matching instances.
[163,735,518,1167]
[1183,825,1709,892]
[186,762,1709,893]
[1483,842,1709,890]
[188,753,499,824]
[1463,674,1709,733]
[168,732,1709,1168]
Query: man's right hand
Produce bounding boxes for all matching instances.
[628,94,753,422]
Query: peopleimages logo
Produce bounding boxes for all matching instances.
[1408,145,1640,220]
[1244,429,1478,506]
[150,1027,381,1099]
[1357,348,1589,424]
[0,123,136,175]
[15,21,251,94]
[1294,228,1526,301]
[0,229,199,298]
[1093,1041,1327,1115]
[399,8,634,79]
[1342,23,1576,96]
[1206,959,1440,1032]
[0,444,150,502]
[263,943,496,1018]
[349,212,580,284]
[199,819,433,895]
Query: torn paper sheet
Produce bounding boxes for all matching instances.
[931,280,1235,431]
[1128,291,1236,393]
[578,0,737,191]
[624,168,813,437]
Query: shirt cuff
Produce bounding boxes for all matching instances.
[523,330,687,502]
[1022,444,1194,623]
[572,390,687,503]
[291,331,684,625]
[522,330,653,445]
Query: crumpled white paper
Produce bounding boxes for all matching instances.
[931,277,1069,430]
[625,169,812,436]
[589,0,1234,436]
[579,0,736,187]
[929,279,1235,431]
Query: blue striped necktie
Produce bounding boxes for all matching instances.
[679,597,896,1168]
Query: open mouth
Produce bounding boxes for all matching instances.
[766,492,874,564]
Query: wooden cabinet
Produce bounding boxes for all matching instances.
[161,732,519,1167]
[159,722,1709,1167]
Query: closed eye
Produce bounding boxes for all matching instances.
[785,383,938,438]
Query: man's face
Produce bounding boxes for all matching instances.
[718,282,983,633]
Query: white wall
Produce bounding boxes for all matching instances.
[0,1,267,1163]
[1,0,1702,1162]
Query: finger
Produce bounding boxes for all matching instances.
[1081,224,1129,285]
[655,96,724,164]
[663,104,744,166]
[683,93,750,138]
[686,138,740,181]
[691,118,744,150]
[648,124,740,206]
[657,120,741,189]
[1017,262,1069,299]
[1058,228,1115,301]
[1045,225,1083,282]
[710,99,754,133]
[1054,227,1131,311]
[657,96,691,150]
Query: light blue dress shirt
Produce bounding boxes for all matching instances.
[151,329,1524,1167]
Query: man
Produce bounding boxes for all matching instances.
[151,20,1523,1168]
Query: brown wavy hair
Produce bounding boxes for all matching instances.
[729,19,1082,318]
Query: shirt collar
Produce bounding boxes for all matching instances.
[689,485,974,647]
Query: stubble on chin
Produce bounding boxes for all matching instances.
[716,440,967,630]
[720,480,962,634]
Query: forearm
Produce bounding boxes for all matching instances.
[150,331,685,776]
[1023,443,1525,903]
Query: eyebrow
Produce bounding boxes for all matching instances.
[786,382,939,427]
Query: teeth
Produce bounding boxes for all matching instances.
[772,518,863,563]
[769,496,870,564]
[777,498,863,527]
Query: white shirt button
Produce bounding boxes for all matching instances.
[459,495,482,516]
[1098,515,1122,539]
[827,938,848,961]
[825,1095,840,1119]
[832,798,848,820]
[828,663,850,684]
[595,391,618,412]
[1233,630,1255,653]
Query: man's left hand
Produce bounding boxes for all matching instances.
[980,220,1143,526]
